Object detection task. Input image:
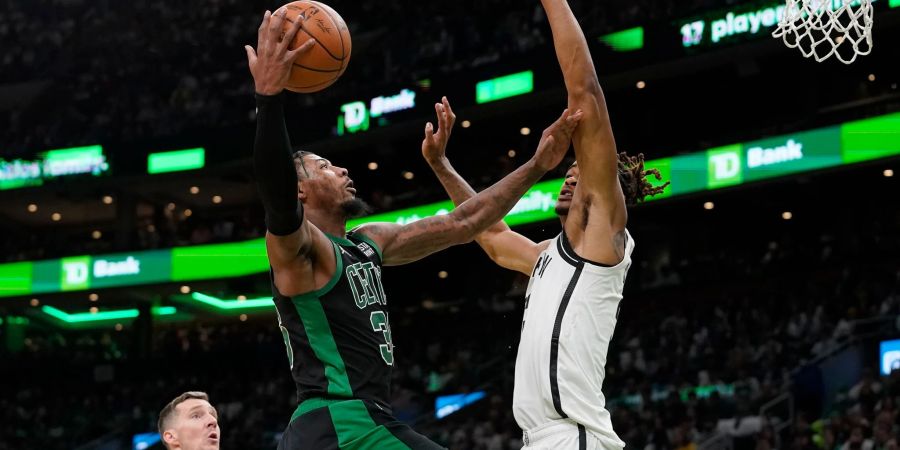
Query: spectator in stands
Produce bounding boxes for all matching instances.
[158,391,220,450]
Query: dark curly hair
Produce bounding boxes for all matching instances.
[617,151,670,205]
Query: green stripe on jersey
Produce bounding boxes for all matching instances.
[292,397,344,422]
[293,242,352,397]
[312,242,345,297]
[326,233,355,246]
[328,400,410,450]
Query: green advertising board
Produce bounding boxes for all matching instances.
[0,145,109,191]
[31,251,171,293]
[1,112,898,298]
[171,239,268,281]
[476,71,535,104]
[148,148,206,174]
[598,27,645,52]
[841,113,900,163]
[0,262,32,297]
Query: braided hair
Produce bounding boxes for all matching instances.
[292,150,312,179]
[617,151,670,205]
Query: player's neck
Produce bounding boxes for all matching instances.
[305,208,347,238]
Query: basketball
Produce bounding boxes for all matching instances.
[280,1,351,93]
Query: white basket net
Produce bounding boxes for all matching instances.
[772,0,874,64]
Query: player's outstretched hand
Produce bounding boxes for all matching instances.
[245,8,316,95]
[532,108,583,172]
[422,96,457,165]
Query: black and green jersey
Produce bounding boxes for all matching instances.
[272,230,394,407]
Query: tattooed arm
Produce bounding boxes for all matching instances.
[358,108,581,266]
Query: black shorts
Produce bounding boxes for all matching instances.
[278,398,447,450]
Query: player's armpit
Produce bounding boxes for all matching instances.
[265,220,315,267]
[475,230,549,276]
[266,221,336,296]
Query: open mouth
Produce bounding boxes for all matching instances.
[208,432,219,441]
[346,180,356,194]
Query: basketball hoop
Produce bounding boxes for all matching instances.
[772,0,873,64]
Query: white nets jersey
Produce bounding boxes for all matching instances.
[513,229,634,449]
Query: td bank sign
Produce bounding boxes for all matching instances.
[337,88,417,135]
[706,127,841,189]
[59,252,170,291]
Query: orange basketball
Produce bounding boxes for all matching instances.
[280,1,352,93]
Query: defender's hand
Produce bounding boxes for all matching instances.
[532,109,583,172]
[422,96,457,165]
[245,8,316,95]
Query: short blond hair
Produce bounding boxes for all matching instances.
[158,391,210,447]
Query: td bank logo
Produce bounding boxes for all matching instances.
[61,256,91,291]
[61,255,142,290]
[707,145,743,189]
[338,89,417,135]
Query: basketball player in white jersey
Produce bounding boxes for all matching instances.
[422,0,669,447]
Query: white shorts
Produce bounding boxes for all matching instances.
[521,419,624,450]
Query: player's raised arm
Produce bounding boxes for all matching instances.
[542,0,622,201]
[542,0,630,265]
[421,97,554,275]
[359,108,581,267]
[246,9,320,267]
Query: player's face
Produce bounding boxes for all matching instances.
[168,399,220,450]
[555,165,579,216]
[298,154,356,207]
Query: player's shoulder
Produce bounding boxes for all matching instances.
[347,224,385,261]
[536,238,553,254]
[349,222,397,237]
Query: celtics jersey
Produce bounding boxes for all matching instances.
[271,231,394,408]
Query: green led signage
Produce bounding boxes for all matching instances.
[5,243,266,299]
[39,305,179,329]
[679,0,879,48]
[180,292,274,311]
[170,239,269,281]
[0,145,109,190]
[1,112,898,297]
[148,148,206,174]
[598,27,645,52]
[346,179,562,229]
[476,71,534,104]
[0,262,31,297]
[641,115,898,201]
[36,251,172,293]
[337,89,417,135]
[841,113,900,163]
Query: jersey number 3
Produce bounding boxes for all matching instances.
[370,311,394,365]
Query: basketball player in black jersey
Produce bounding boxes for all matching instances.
[244,8,582,450]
